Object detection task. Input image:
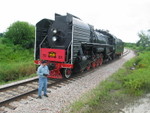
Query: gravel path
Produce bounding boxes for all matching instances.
[3,50,135,113]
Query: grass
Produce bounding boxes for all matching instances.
[0,37,36,84]
[65,50,150,113]
[0,73,36,85]
[0,61,36,82]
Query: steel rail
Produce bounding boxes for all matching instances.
[0,79,61,107]
[0,77,38,92]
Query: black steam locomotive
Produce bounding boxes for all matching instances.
[34,13,124,79]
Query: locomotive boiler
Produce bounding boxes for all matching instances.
[34,13,124,79]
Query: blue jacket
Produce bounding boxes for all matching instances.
[37,65,49,78]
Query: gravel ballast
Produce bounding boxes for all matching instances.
[3,50,135,113]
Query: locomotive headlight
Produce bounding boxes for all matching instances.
[52,36,57,42]
[53,29,57,34]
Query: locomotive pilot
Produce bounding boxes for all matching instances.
[37,60,49,99]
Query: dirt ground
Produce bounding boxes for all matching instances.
[121,94,150,113]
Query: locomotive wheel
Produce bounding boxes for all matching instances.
[112,53,116,60]
[63,68,72,79]
[99,54,103,65]
[86,64,91,70]
[96,59,100,67]
[91,61,96,68]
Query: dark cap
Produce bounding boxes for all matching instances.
[41,60,47,64]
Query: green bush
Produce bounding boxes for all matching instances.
[122,51,150,95]
[0,43,33,62]
[0,62,35,82]
[0,41,35,82]
[0,37,13,45]
[4,21,35,49]
[0,21,35,83]
[123,68,150,95]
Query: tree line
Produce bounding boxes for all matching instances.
[124,30,150,51]
[137,30,150,50]
[1,21,35,49]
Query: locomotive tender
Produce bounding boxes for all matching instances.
[34,13,124,79]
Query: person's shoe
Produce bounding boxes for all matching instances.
[44,94,48,97]
[37,96,42,99]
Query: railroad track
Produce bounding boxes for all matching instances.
[0,77,38,107]
[122,49,130,57]
[0,78,61,107]
[0,49,130,111]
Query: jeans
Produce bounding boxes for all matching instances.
[38,77,47,96]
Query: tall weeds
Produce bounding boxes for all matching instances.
[0,38,36,82]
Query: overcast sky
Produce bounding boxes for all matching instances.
[1,0,150,43]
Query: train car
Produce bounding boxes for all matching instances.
[34,13,124,79]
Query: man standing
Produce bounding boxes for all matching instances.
[37,60,49,99]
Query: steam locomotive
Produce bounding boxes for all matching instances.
[34,13,124,79]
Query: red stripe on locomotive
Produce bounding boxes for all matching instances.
[40,48,66,62]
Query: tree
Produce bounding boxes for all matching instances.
[137,30,150,48]
[0,33,3,37]
[4,21,35,49]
